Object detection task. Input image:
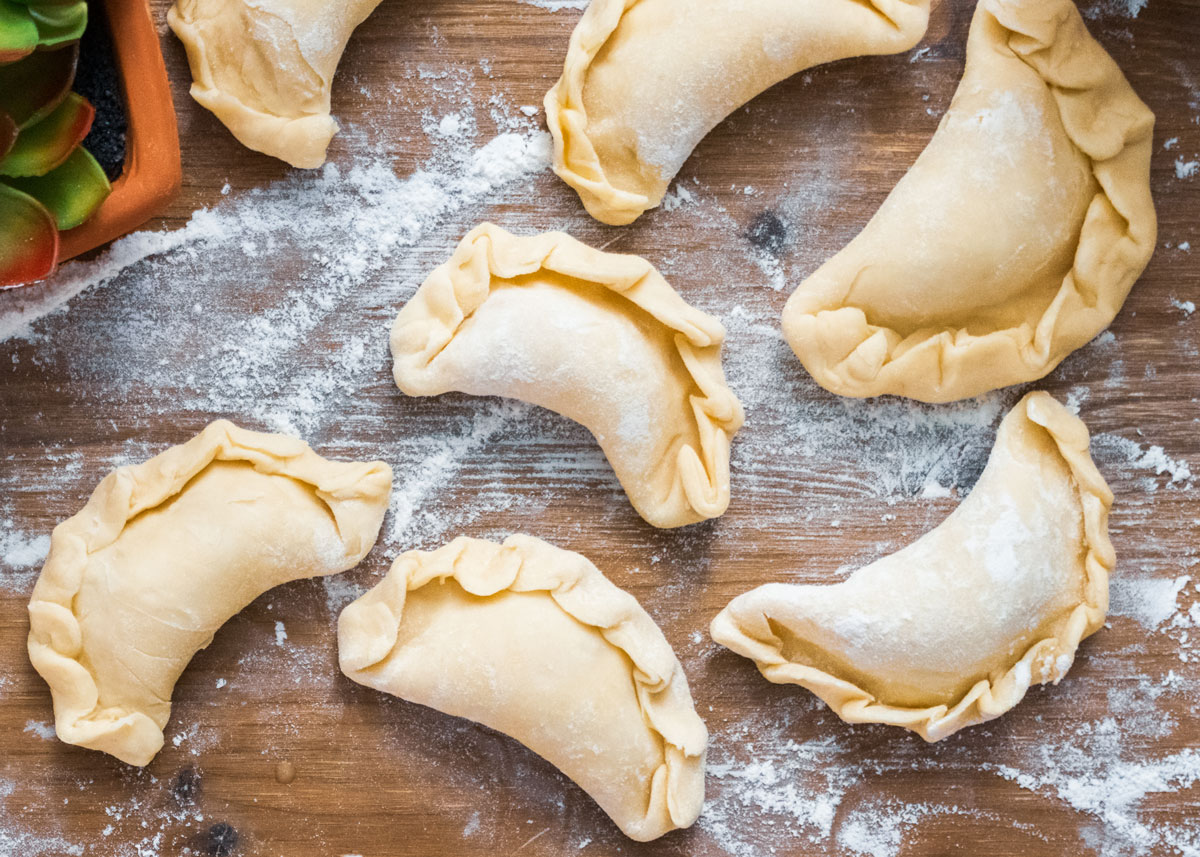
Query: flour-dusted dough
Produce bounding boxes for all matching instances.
[338,534,707,841]
[711,392,1113,741]
[26,421,392,766]
[545,0,931,225]
[782,0,1156,403]
[390,223,744,529]
[167,0,384,168]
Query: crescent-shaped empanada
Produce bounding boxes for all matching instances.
[544,0,932,224]
[782,0,1156,403]
[26,421,392,766]
[167,0,384,168]
[338,534,707,842]
[710,392,1114,741]
[390,223,744,529]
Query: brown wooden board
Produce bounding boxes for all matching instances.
[1,1,1197,855]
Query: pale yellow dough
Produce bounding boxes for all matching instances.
[545,0,931,224]
[783,0,1156,403]
[710,392,1114,741]
[338,534,707,842]
[26,421,392,766]
[390,223,745,529]
[167,0,385,168]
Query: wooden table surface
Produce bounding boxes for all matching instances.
[1,1,1198,855]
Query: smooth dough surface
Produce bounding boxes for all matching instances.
[167,0,384,168]
[782,0,1156,402]
[711,392,1114,741]
[390,222,744,529]
[26,421,392,765]
[545,0,931,224]
[338,534,707,842]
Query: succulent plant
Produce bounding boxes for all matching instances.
[1,0,111,288]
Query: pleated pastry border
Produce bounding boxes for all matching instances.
[783,0,1157,403]
[544,0,932,225]
[543,0,652,225]
[710,391,1115,741]
[167,2,342,168]
[389,222,745,529]
[338,533,707,841]
[26,420,393,766]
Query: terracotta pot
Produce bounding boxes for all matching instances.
[58,0,181,261]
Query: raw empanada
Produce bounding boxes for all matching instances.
[710,392,1114,741]
[782,0,1156,403]
[26,421,392,766]
[167,0,384,168]
[338,534,707,842]
[390,223,744,529]
[544,0,932,224]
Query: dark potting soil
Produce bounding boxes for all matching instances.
[74,2,127,181]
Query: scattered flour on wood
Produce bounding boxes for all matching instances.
[1084,0,1150,19]
[515,0,588,9]
[1111,574,1192,629]
[1093,434,1194,488]
[22,721,55,741]
[0,521,48,571]
[0,780,83,856]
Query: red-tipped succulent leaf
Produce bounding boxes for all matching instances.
[0,92,93,176]
[0,0,38,63]
[0,182,58,287]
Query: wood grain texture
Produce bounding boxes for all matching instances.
[1,1,1198,855]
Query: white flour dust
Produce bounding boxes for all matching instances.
[515,0,588,10]
[1084,0,1150,19]
[0,780,83,856]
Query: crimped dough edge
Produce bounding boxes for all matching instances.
[709,391,1115,742]
[26,420,393,766]
[166,4,339,169]
[543,0,647,225]
[389,222,745,529]
[543,0,930,225]
[783,0,1157,403]
[338,534,707,842]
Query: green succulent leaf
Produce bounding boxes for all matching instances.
[0,182,58,287]
[0,0,38,63]
[0,41,77,128]
[29,0,85,46]
[0,92,93,177]
[3,145,110,230]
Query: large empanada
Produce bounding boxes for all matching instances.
[167,0,384,168]
[782,0,1156,403]
[26,421,392,766]
[544,0,932,224]
[710,392,1113,741]
[390,223,744,529]
[338,534,707,842]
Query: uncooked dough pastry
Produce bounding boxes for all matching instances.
[710,392,1113,741]
[544,0,932,224]
[390,223,744,529]
[338,534,707,841]
[26,421,392,766]
[167,0,384,168]
[783,0,1156,403]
